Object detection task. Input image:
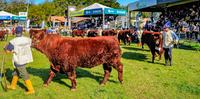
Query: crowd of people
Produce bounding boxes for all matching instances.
[156,3,200,40]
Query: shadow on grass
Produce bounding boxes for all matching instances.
[122,52,148,61]
[122,46,150,52]
[147,61,165,66]
[10,67,117,89]
[177,40,200,51]
[5,68,27,90]
[178,43,199,51]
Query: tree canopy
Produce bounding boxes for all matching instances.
[1,0,122,24]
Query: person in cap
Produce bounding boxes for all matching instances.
[162,21,179,66]
[4,24,35,94]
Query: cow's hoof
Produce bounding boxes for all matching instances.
[100,80,106,86]
[100,83,106,86]
[43,84,48,87]
[70,88,76,91]
[120,81,123,84]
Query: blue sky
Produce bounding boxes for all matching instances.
[34,0,137,6]
[117,0,137,6]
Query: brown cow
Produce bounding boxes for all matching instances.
[102,29,117,36]
[32,32,123,91]
[87,29,99,37]
[0,30,7,41]
[29,29,46,38]
[117,29,134,45]
[72,29,86,37]
[141,31,163,63]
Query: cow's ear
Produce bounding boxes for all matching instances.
[38,32,45,40]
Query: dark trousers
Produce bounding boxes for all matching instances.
[186,32,190,39]
[163,48,172,66]
[194,31,198,40]
[13,66,29,80]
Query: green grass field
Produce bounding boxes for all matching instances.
[0,35,200,99]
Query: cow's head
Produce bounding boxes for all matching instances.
[31,31,46,48]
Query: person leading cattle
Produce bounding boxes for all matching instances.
[4,24,34,94]
[162,21,179,66]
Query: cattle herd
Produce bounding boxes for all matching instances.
[0,28,163,91]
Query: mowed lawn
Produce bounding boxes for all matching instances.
[0,35,200,99]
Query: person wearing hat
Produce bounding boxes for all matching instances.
[4,24,35,94]
[162,21,179,66]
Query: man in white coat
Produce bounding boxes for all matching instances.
[4,24,34,94]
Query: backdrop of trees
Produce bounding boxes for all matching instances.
[0,0,123,24]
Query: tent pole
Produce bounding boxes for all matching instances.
[127,7,130,29]
[115,17,116,29]
[102,8,105,29]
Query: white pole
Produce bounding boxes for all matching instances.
[26,0,30,31]
[115,18,116,29]
[68,6,71,30]
[102,8,105,29]
[68,6,70,30]
[127,8,130,28]
[26,0,29,19]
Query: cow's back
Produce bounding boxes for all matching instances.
[57,36,121,67]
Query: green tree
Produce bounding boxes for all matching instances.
[5,0,27,15]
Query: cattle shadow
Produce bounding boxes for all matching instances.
[24,67,117,88]
[122,46,150,52]
[122,52,148,61]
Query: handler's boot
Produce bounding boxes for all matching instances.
[25,79,35,95]
[7,76,18,90]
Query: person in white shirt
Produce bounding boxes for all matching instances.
[162,22,179,66]
[4,24,34,94]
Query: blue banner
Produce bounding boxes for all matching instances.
[0,16,11,20]
[84,8,103,15]
[19,16,26,21]
[12,16,26,21]
[104,8,127,16]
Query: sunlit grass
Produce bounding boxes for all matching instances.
[0,35,200,99]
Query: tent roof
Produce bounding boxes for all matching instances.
[49,16,66,22]
[82,3,110,10]
[0,11,17,16]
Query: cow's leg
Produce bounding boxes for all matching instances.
[67,67,77,91]
[118,37,120,43]
[158,51,162,60]
[151,49,156,63]
[112,61,123,84]
[155,50,160,60]
[100,63,112,85]
[141,42,144,48]
[44,64,59,87]
[44,70,56,87]
[128,39,131,46]
[123,39,125,45]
